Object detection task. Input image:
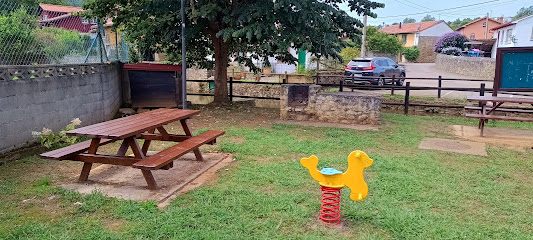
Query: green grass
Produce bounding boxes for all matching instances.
[0,112,532,239]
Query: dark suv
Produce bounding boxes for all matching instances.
[344,57,405,86]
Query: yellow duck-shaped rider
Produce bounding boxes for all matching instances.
[300,150,373,201]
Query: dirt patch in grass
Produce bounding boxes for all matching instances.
[102,217,127,232]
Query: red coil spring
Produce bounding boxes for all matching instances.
[319,186,342,225]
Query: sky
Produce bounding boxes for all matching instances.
[340,0,533,26]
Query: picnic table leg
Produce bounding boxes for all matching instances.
[127,137,158,190]
[141,129,156,155]
[79,138,101,182]
[116,140,129,156]
[180,119,205,161]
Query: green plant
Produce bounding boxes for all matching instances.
[402,46,420,61]
[339,46,361,64]
[366,27,403,54]
[262,59,271,68]
[128,45,141,63]
[32,118,82,149]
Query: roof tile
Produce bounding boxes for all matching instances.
[380,21,444,34]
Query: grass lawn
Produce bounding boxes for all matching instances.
[0,104,532,239]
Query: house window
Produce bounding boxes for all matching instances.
[470,33,475,40]
[43,15,48,20]
[500,30,504,43]
[401,34,407,43]
[82,18,89,24]
[506,29,513,43]
[90,18,97,24]
[483,22,486,27]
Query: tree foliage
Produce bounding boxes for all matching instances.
[340,46,361,64]
[402,17,416,23]
[447,18,479,30]
[84,0,384,102]
[434,32,468,53]
[366,26,403,54]
[421,14,435,22]
[0,8,87,64]
[513,6,533,21]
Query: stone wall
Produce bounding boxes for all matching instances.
[435,54,495,80]
[416,36,439,63]
[280,85,381,125]
[0,63,122,154]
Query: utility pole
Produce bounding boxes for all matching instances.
[181,0,187,109]
[485,12,489,39]
[361,15,367,58]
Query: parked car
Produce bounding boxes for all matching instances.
[344,57,405,86]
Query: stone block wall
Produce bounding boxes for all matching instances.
[280,85,381,125]
[416,36,440,63]
[0,63,122,154]
[435,54,495,80]
[314,92,381,125]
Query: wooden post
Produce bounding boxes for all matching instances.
[391,75,396,96]
[437,75,442,98]
[351,75,355,92]
[404,82,410,115]
[339,80,343,92]
[282,78,287,84]
[285,71,288,84]
[480,83,486,96]
[229,77,233,102]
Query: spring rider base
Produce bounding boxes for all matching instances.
[301,151,373,225]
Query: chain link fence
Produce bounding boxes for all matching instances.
[0,0,129,65]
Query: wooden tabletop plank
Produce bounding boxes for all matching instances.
[67,109,199,139]
[110,110,199,139]
[67,108,168,136]
[467,96,533,104]
[81,110,180,139]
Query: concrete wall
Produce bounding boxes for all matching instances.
[0,63,122,154]
[435,54,495,79]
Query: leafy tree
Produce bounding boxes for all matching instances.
[421,14,436,22]
[340,46,361,64]
[366,26,403,54]
[36,27,88,63]
[513,6,533,21]
[447,18,479,30]
[402,17,416,23]
[0,8,43,64]
[84,0,384,102]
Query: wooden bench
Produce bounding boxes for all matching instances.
[465,114,533,123]
[133,130,225,170]
[464,106,533,114]
[40,138,116,160]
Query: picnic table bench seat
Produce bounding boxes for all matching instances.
[133,130,225,170]
[464,106,533,114]
[40,138,116,160]
[465,114,533,123]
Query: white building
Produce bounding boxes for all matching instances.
[491,15,533,58]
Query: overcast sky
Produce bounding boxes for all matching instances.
[340,0,533,26]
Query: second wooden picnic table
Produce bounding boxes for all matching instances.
[40,109,225,189]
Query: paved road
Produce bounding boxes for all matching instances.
[378,63,493,99]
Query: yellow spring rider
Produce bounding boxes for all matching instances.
[300,150,373,225]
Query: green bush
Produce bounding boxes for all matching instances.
[366,27,403,55]
[340,46,361,64]
[402,47,420,62]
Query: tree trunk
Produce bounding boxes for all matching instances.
[211,32,230,103]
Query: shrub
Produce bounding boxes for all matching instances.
[441,47,463,56]
[402,47,420,61]
[434,32,468,53]
[340,46,361,64]
[366,27,403,54]
[32,118,82,149]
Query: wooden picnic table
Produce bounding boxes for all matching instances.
[40,109,225,189]
[466,96,533,136]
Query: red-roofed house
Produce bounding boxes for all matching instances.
[457,17,504,40]
[380,21,453,62]
[39,3,96,33]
